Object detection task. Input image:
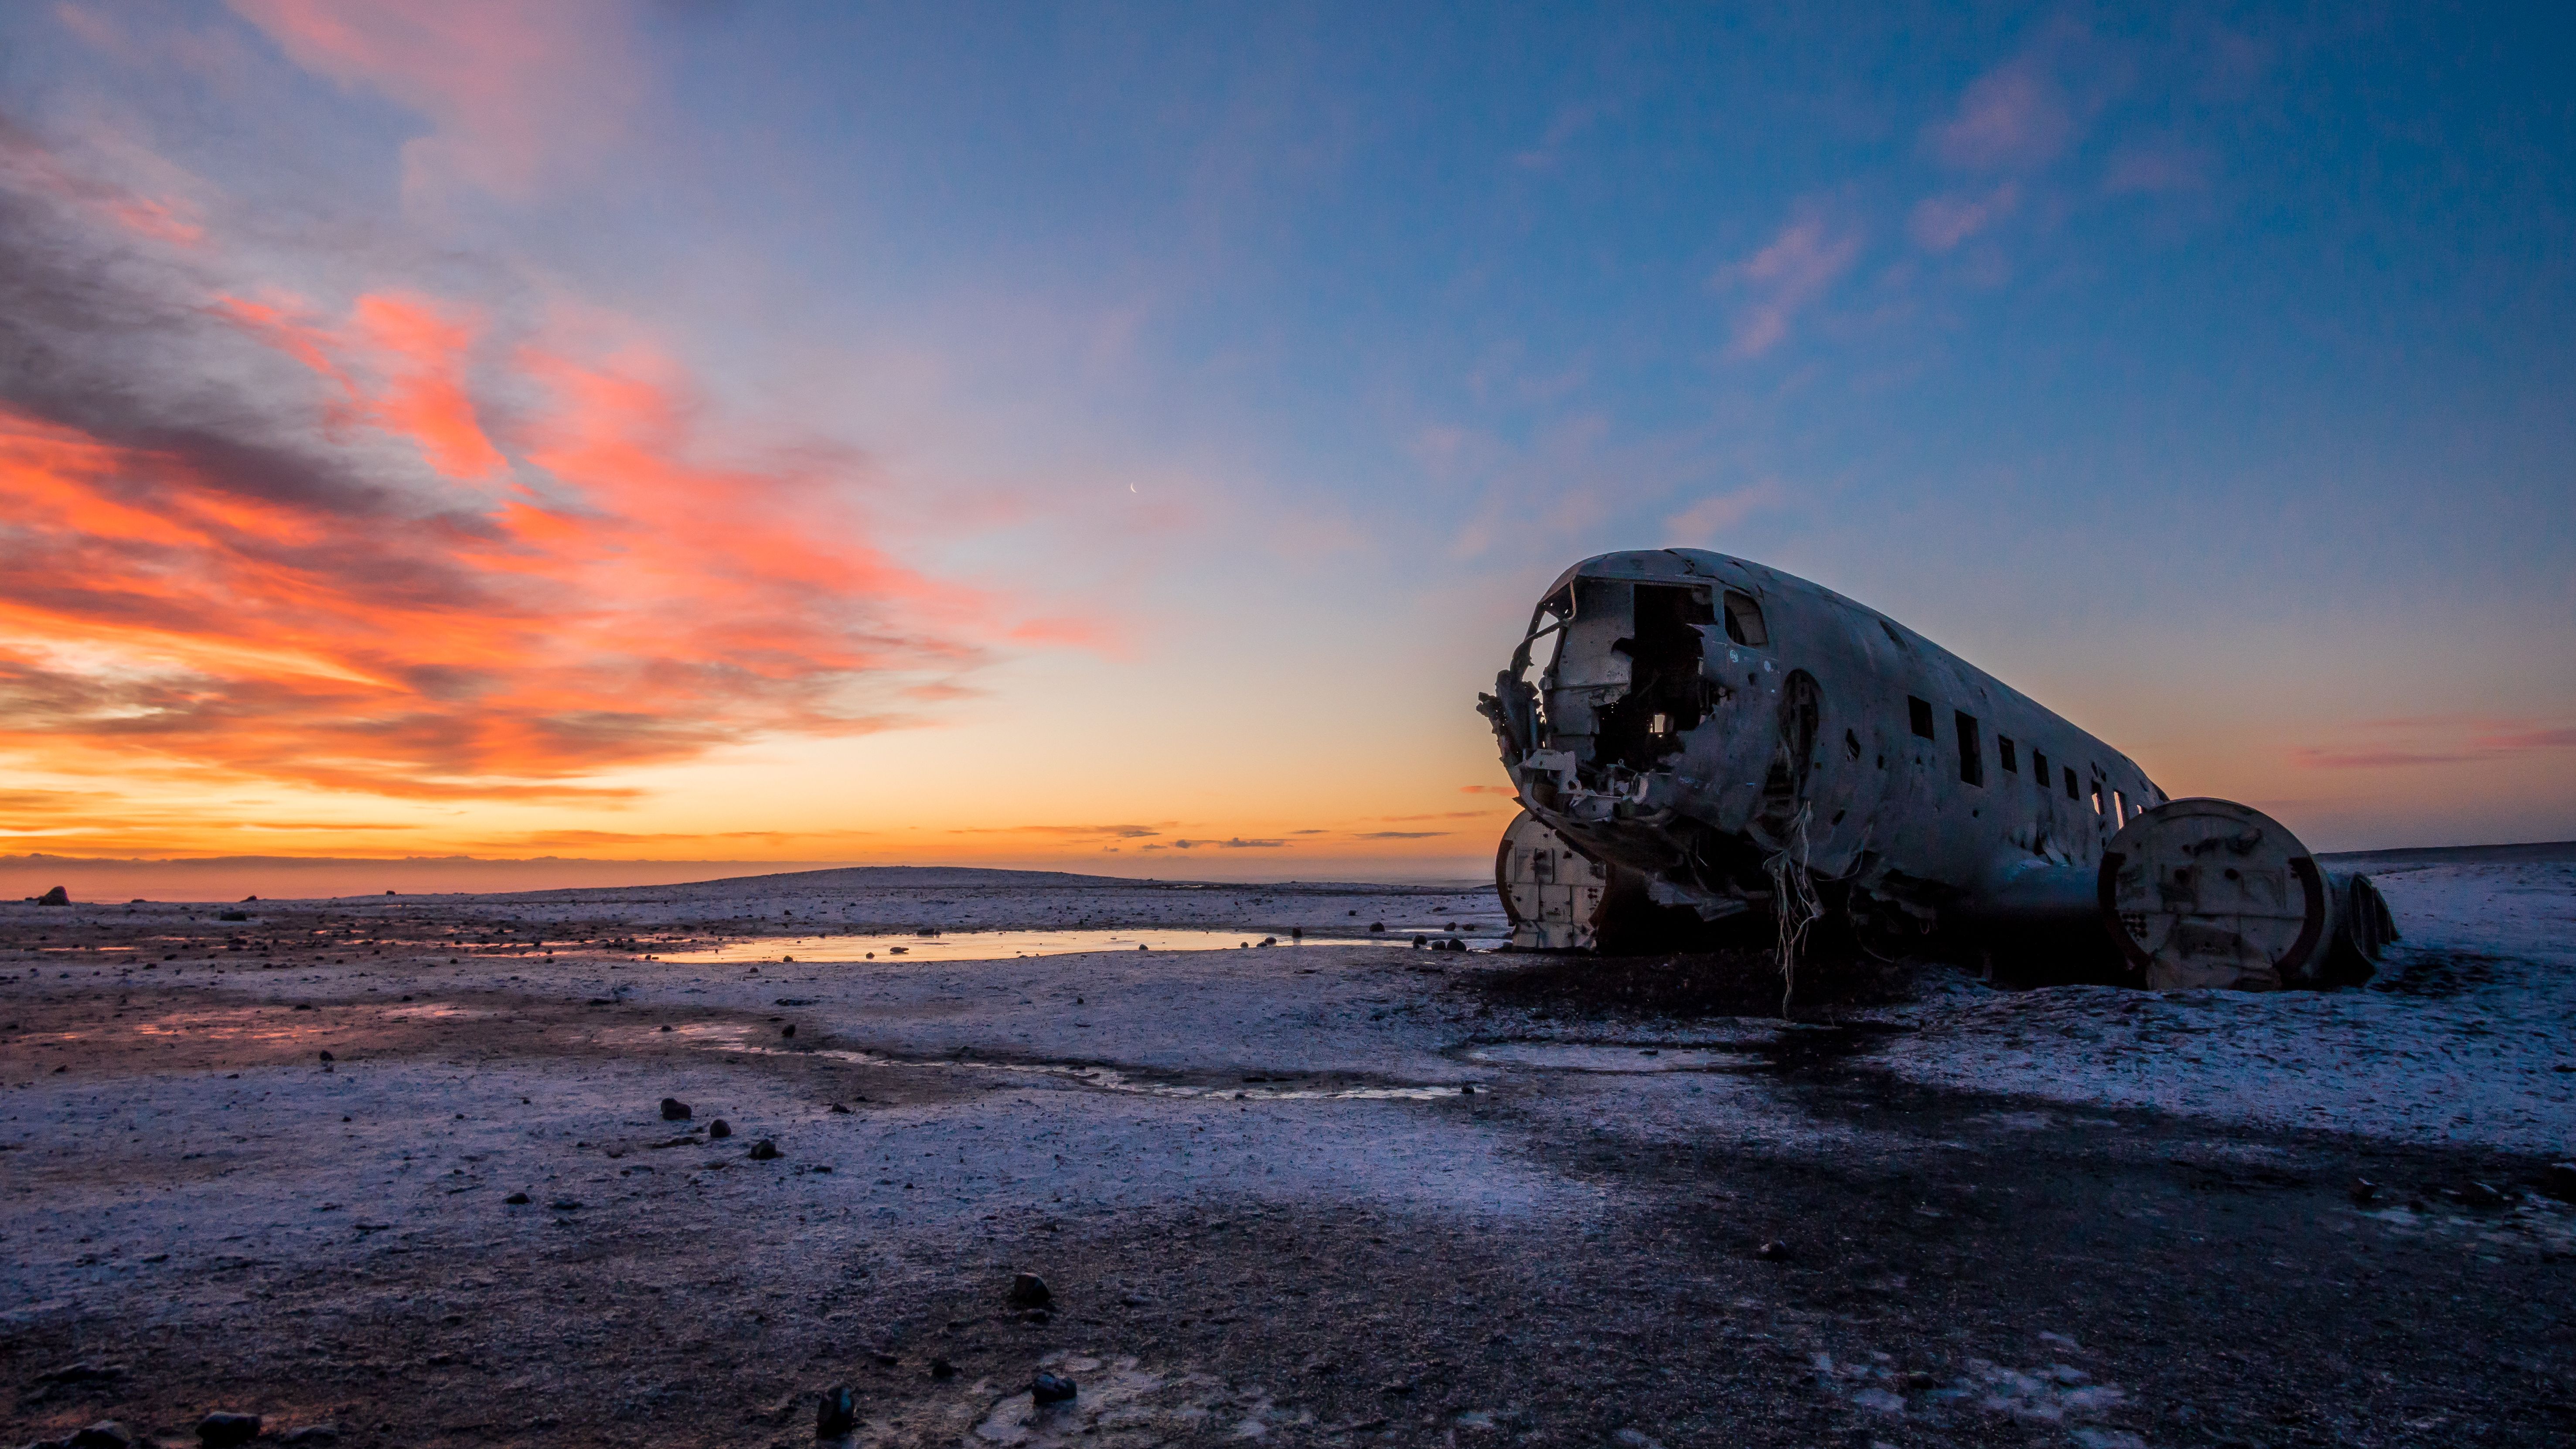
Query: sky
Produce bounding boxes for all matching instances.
[1,1,2570,893]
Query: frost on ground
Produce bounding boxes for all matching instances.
[3,858,2572,1447]
[1863,859,2576,1153]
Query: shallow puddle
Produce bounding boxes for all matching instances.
[656,927,1495,965]
[379,1002,491,1020]
[649,1022,1465,1102]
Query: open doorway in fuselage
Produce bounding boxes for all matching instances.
[1596,583,1717,773]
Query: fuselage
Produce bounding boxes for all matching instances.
[1480,549,2165,934]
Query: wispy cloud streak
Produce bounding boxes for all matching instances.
[227,0,641,204]
[1718,211,1860,358]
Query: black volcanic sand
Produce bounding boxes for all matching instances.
[4,875,2573,1449]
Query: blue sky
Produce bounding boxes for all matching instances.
[1,1,2569,876]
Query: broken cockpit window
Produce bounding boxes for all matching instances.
[1721,590,1768,647]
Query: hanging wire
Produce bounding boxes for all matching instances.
[1763,799,1823,1017]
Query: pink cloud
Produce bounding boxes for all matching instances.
[2289,747,2478,770]
[1926,60,2074,172]
[1719,214,1861,358]
[228,0,641,203]
[2473,725,2576,751]
[2291,719,2576,769]
[0,120,206,247]
[1907,182,2021,252]
[1665,479,1788,541]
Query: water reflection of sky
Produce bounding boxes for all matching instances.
[655,927,1496,965]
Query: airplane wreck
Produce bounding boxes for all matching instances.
[1478,549,2395,992]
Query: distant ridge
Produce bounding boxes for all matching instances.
[2319,840,2576,866]
[504,865,1152,899]
[2,855,1486,904]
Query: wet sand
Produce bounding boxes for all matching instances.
[4,868,2573,1447]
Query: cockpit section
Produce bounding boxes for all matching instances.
[1498,568,1768,778]
[1593,582,1720,773]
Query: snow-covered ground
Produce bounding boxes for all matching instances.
[3,856,2571,1447]
[1860,859,2576,1154]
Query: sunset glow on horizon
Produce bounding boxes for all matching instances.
[4,3,2571,892]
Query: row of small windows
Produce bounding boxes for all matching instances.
[1905,695,2140,824]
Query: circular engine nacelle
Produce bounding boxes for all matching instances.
[1495,809,1611,951]
[2099,798,2389,990]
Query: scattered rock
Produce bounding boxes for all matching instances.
[1007,1272,1052,1308]
[661,1098,693,1121]
[1031,1372,1078,1405]
[38,886,70,906]
[1903,1371,1938,1391]
[317,1050,333,1063]
[749,1139,782,1161]
[2540,1163,2576,1204]
[814,1386,858,1438]
[781,1023,796,1038]
[2349,1178,2379,1204]
[2458,1180,2509,1210]
[272,1427,339,1445]
[68,1424,132,1449]
[504,1192,530,1205]
[1755,1240,1791,1261]
[549,1199,583,1210]
[709,1119,733,1140]
[195,1412,261,1447]
[37,1362,127,1385]
[930,1358,957,1381]
[829,1103,852,1114]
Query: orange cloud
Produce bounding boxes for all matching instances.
[0,174,1090,803]
[213,290,506,479]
